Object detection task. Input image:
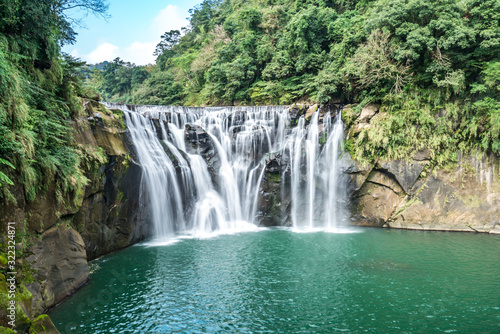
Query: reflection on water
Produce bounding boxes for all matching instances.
[51,228,500,333]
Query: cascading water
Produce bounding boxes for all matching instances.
[287,111,346,231]
[111,102,347,240]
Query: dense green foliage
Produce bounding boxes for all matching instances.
[0,0,108,202]
[95,0,499,162]
[86,58,151,102]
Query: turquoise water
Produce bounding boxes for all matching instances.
[50,228,500,333]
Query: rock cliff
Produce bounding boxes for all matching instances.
[343,104,500,234]
[0,102,149,332]
[345,153,500,233]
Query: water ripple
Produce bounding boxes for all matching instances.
[51,229,500,334]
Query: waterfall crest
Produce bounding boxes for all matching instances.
[113,103,347,240]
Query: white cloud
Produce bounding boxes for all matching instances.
[124,41,157,65]
[79,5,189,65]
[85,43,119,63]
[152,5,189,38]
[69,49,80,58]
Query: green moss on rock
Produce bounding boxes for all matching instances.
[29,314,60,334]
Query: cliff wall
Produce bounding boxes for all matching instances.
[0,102,149,333]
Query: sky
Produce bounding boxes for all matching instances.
[63,0,201,65]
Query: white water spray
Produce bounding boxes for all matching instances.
[113,103,347,240]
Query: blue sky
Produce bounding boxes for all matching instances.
[63,0,201,65]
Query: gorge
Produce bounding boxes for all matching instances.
[1,0,500,332]
[1,101,499,333]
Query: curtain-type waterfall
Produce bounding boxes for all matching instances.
[115,103,346,240]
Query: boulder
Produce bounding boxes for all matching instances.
[305,104,318,121]
[413,149,432,161]
[29,315,60,334]
[26,225,89,314]
[357,104,379,123]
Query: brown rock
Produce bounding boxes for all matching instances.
[356,182,403,225]
[305,104,318,120]
[26,225,89,313]
[413,149,432,161]
[357,104,379,123]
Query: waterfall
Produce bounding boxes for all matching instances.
[115,103,346,240]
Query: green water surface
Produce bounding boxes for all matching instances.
[50,228,500,333]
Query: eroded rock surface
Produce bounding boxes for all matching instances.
[345,152,500,233]
[26,226,89,315]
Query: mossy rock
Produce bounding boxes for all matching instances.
[0,279,31,332]
[29,315,60,334]
[0,326,16,333]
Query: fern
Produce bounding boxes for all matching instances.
[0,157,15,186]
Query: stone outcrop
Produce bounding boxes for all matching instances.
[347,103,381,135]
[257,153,291,226]
[290,102,342,123]
[71,103,150,261]
[185,124,220,184]
[26,226,89,315]
[345,152,500,234]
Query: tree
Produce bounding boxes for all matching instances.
[154,30,181,57]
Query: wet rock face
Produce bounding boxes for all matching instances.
[226,110,247,127]
[289,105,305,121]
[74,155,148,261]
[185,124,220,184]
[266,159,281,174]
[257,153,291,227]
[151,118,169,140]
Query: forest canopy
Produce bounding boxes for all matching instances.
[93,0,499,106]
